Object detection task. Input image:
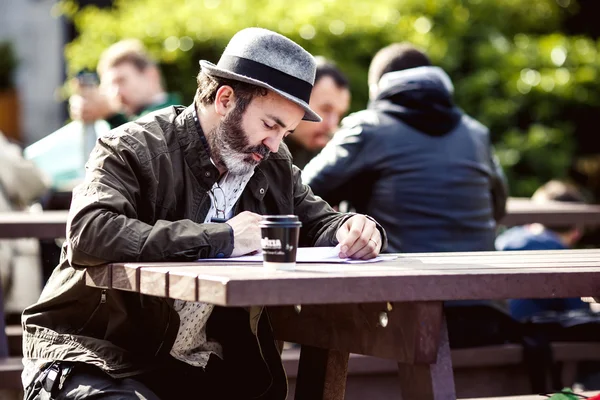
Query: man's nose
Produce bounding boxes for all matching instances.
[105,85,120,100]
[263,131,285,153]
[326,112,340,133]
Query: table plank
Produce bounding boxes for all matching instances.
[268,302,442,362]
[0,210,68,239]
[503,197,600,227]
[89,249,600,306]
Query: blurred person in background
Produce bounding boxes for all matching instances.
[0,131,48,314]
[303,42,508,253]
[24,39,180,192]
[30,39,182,283]
[496,180,590,320]
[285,56,350,169]
[69,38,180,129]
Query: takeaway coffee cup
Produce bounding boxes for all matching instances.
[259,215,302,270]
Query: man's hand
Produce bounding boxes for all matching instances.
[69,85,115,123]
[226,211,262,257]
[336,215,382,260]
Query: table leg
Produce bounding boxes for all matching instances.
[397,318,455,400]
[294,345,349,400]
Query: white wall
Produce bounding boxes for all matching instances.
[0,0,64,145]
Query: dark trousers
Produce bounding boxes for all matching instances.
[24,355,229,400]
[24,307,288,400]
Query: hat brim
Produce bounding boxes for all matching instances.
[200,60,321,122]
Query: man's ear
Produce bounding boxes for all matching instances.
[369,83,379,101]
[214,85,236,117]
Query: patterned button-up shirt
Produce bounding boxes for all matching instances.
[169,170,254,367]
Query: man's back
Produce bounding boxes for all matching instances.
[303,66,506,253]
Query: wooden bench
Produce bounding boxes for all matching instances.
[0,210,69,239]
[0,211,68,392]
[0,357,24,390]
[283,343,600,399]
[503,197,600,228]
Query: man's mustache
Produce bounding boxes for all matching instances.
[245,144,271,160]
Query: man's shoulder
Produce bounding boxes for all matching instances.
[340,109,381,130]
[333,109,406,143]
[100,106,187,162]
[458,113,490,137]
[342,108,416,132]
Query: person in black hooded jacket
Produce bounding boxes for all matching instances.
[303,43,508,253]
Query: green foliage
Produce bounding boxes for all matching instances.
[0,41,18,90]
[61,0,599,196]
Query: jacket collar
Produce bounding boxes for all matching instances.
[247,166,269,201]
[175,104,220,190]
[375,66,454,100]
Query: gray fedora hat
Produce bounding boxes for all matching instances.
[200,27,321,122]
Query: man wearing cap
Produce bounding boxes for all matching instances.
[21,28,386,399]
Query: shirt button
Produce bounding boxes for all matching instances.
[216,252,225,258]
[259,188,265,195]
[204,171,211,177]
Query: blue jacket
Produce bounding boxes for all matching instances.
[496,226,588,320]
[303,66,508,253]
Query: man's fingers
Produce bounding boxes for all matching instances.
[344,219,376,258]
[338,216,366,258]
[238,210,262,221]
[336,221,350,244]
[352,230,382,260]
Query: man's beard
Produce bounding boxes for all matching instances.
[207,107,271,176]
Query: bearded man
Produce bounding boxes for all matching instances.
[21,28,386,400]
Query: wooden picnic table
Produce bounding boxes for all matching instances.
[86,248,600,400]
[503,197,600,228]
[0,210,69,239]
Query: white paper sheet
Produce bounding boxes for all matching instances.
[201,245,397,264]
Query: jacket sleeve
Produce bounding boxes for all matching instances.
[301,124,371,205]
[490,147,509,222]
[66,134,233,267]
[293,165,388,251]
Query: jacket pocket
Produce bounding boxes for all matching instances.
[74,289,107,335]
